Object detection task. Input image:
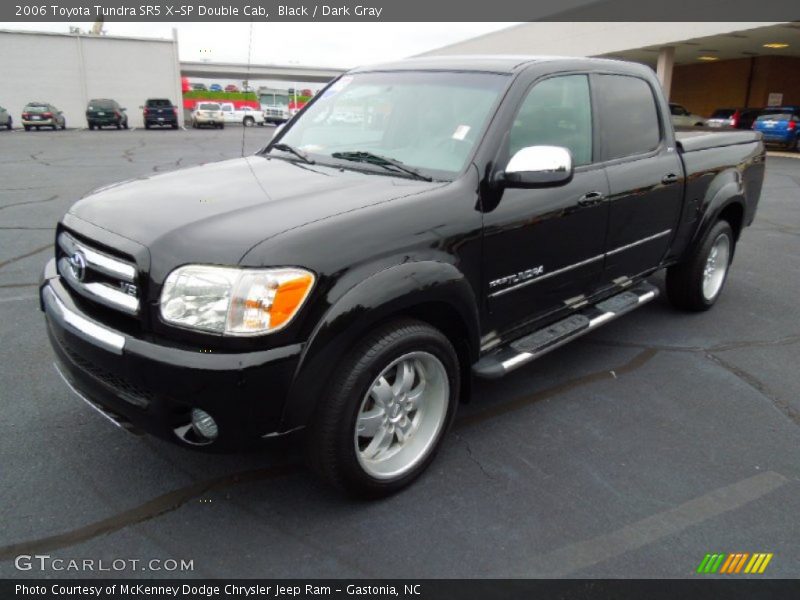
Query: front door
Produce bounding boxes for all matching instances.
[482,74,610,337]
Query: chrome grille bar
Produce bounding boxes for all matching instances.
[57,232,140,315]
[58,232,136,282]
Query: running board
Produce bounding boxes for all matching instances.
[473,281,659,379]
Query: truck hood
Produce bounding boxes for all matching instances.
[68,155,441,268]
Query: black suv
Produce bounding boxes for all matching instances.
[86,99,128,130]
[143,98,179,129]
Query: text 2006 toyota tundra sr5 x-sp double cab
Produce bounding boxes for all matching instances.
[40,57,765,496]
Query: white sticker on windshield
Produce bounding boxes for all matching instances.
[452,125,471,141]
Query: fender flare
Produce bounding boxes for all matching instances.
[279,260,480,430]
[684,170,746,260]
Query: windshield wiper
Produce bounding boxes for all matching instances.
[330,151,432,182]
[269,143,315,165]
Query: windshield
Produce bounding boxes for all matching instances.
[275,71,508,178]
[88,100,115,110]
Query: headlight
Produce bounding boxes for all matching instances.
[159,265,315,335]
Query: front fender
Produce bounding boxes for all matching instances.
[279,260,480,430]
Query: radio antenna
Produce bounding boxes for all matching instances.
[241,19,255,157]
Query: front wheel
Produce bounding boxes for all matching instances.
[306,319,460,497]
[243,117,254,127]
[666,220,734,311]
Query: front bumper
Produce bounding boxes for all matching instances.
[40,260,303,448]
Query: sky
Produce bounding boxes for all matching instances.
[1,22,518,67]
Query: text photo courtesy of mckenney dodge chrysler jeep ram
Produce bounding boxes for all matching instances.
[40,56,765,497]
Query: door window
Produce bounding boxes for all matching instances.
[509,75,593,166]
[595,75,661,160]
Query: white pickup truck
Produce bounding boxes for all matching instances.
[219,103,266,126]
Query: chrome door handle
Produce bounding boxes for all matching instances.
[662,173,679,185]
[578,191,605,207]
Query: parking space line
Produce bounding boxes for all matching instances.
[508,470,788,577]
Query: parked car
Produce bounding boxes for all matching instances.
[209,84,223,92]
[225,84,239,92]
[752,106,800,151]
[40,57,765,497]
[219,103,265,126]
[142,99,178,129]
[21,102,66,131]
[669,103,705,127]
[86,99,128,130]
[0,105,11,129]
[191,102,224,128]
[191,83,208,91]
[706,107,761,130]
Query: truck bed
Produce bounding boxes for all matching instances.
[676,130,761,153]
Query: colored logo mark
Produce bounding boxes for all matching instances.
[696,553,773,574]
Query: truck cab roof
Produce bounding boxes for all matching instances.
[350,55,652,76]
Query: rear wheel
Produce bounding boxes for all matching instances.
[243,116,255,127]
[666,220,734,311]
[24,125,30,131]
[306,319,459,497]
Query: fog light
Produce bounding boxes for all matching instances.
[191,408,218,441]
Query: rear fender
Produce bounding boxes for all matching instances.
[279,261,480,430]
[684,169,745,260]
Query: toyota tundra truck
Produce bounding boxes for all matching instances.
[41,57,765,496]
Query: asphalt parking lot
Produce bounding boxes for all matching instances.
[1,126,799,579]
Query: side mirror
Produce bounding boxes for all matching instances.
[497,146,574,188]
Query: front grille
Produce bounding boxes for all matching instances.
[57,232,140,317]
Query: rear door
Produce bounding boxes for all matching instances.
[593,74,684,282]
[482,73,610,334]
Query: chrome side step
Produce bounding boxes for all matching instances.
[473,281,659,379]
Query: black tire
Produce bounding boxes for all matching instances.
[116,122,122,130]
[6,118,11,129]
[666,220,735,311]
[243,116,254,127]
[219,123,225,129]
[24,125,30,131]
[306,318,460,497]
[123,120,129,130]
[61,121,66,130]
[144,123,150,129]
[88,123,95,130]
[171,123,178,129]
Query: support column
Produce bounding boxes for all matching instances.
[656,46,675,100]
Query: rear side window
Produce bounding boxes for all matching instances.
[595,75,661,160]
[509,74,593,166]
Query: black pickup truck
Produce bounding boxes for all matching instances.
[41,57,765,496]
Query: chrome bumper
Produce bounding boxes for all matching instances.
[42,283,125,355]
